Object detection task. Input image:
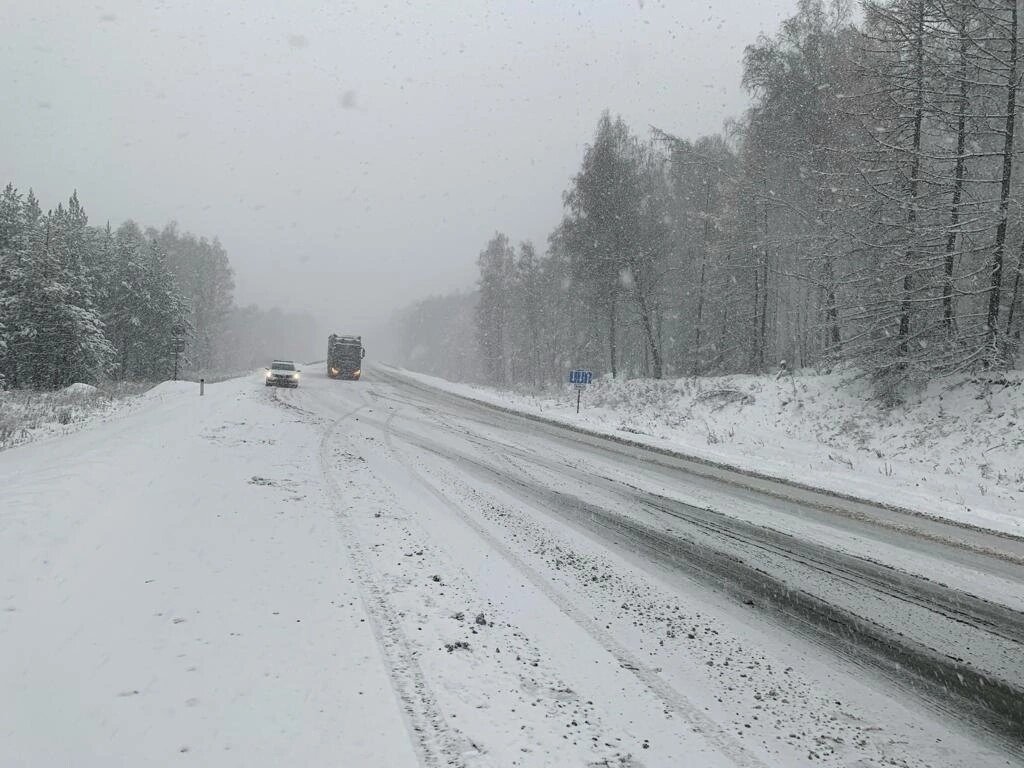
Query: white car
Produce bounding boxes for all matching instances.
[265,360,301,388]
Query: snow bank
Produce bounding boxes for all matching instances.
[1,374,269,453]
[394,367,1024,536]
[139,379,204,400]
[61,382,99,396]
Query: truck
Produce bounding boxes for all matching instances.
[327,334,365,380]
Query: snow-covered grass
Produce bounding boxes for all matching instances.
[0,381,154,451]
[393,366,1024,536]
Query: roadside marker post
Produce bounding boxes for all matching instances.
[568,369,592,414]
[200,378,205,396]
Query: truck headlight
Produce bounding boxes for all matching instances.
[293,373,299,379]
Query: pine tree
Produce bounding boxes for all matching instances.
[509,241,543,386]
[475,233,514,384]
[140,236,191,378]
[153,224,234,371]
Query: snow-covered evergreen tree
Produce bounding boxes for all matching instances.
[0,184,238,389]
[475,233,514,385]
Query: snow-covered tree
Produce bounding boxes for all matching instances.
[475,232,515,384]
[0,184,244,389]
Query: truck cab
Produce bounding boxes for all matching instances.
[327,335,365,380]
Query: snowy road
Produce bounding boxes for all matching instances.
[282,365,1024,765]
[2,366,1022,766]
[362,367,1024,716]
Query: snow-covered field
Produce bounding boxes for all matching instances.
[395,367,1024,537]
[1,368,1019,766]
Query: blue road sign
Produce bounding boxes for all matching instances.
[569,369,593,385]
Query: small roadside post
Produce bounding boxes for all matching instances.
[200,378,205,396]
[568,369,592,414]
[171,321,186,381]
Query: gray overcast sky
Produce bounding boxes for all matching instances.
[2,0,796,331]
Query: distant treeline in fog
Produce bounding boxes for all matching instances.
[394,0,1024,387]
[386,291,479,381]
[0,184,317,389]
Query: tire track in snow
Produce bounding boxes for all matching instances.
[271,386,467,768]
[377,409,768,768]
[365,376,1024,760]
[401,413,1024,644]
[371,366,1024,564]
[382,410,1024,742]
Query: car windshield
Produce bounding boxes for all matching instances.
[272,362,294,371]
